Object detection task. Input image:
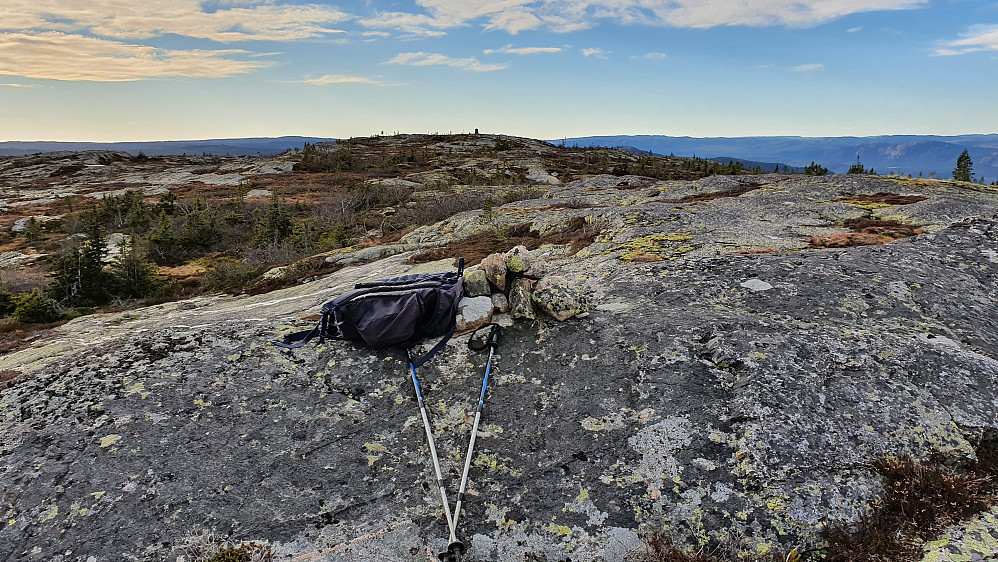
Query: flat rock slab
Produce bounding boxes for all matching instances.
[1,182,998,561]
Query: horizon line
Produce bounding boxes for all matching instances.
[2,131,998,144]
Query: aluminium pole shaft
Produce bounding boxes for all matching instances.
[449,344,495,541]
[410,362,457,538]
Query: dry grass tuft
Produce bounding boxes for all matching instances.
[810,218,924,248]
[823,440,998,561]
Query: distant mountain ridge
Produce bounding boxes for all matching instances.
[553,134,998,182]
[0,136,335,157]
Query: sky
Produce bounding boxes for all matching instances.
[1,0,997,142]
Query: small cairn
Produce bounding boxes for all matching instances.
[455,246,587,332]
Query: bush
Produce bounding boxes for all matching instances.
[502,186,546,204]
[847,157,867,174]
[111,239,164,299]
[12,290,60,324]
[804,161,829,176]
[202,260,261,294]
[0,291,16,316]
[253,194,291,248]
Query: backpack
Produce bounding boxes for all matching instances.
[272,258,464,367]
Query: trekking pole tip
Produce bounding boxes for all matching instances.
[448,541,466,554]
[437,547,462,562]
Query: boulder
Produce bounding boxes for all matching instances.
[531,275,587,321]
[523,258,548,279]
[481,253,508,292]
[456,295,494,332]
[262,265,290,280]
[243,189,273,200]
[463,269,491,297]
[504,245,531,273]
[491,292,510,313]
[509,278,536,320]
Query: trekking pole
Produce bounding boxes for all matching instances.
[441,323,501,562]
[407,355,457,543]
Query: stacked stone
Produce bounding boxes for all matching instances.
[455,246,587,332]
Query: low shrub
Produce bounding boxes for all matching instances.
[12,290,60,324]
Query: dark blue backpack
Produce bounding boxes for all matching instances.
[272,259,464,367]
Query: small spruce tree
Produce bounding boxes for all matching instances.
[147,210,178,263]
[253,194,292,248]
[953,149,973,182]
[111,238,161,299]
[847,156,866,174]
[804,161,829,176]
[24,217,44,245]
[48,218,110,306]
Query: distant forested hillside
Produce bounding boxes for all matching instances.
[555,134,998,182]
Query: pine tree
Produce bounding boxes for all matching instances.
[48,218,110,306]
[125,197,151,230]
[253,194,291,248]
[804,161,828,176]
[24,217,44,245]
[111,238,161,299]
[953,149,973,182]
[147,210,178,262]
[847,156,866,174]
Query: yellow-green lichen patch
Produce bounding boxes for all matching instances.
[99,434,121,448]
[473,452,522,476]
[38,505,58,523]
[548,523,573,537]
[616,233,695,262]
[363,442,387,466]
[841,200,895,210]
[921,507,998,562]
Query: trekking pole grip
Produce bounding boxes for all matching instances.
[488,324,500,349]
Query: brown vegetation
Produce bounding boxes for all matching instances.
[660,181,765,204]
[833,192,927,206]
[823,436,998,561]
[408,215,606,265]
[810,218,924,248]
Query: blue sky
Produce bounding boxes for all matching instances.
[1,1,996,141]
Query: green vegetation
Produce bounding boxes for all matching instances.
[804,161,829,176]
[24,217,43,245]
[10,290,59,325]
[847,156,868,174]
[953,149,974,182]
[0,135,789,335]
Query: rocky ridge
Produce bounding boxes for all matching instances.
[1,141,998,561]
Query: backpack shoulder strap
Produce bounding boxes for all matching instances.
[271,323,322,349]
[407,325,456,368]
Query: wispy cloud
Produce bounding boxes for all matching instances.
[1,0,349,43]
[483,44,562,55]
[792,63,824,71]
[359,11,450,37]
[1,82,36,87]
[642,52,668,60]
[580,47,609,59]
[401,0,927,34]
[0,32,266,81]
[847,26,863,32]
[386,52,508,72]
[935,24,998,56]
[296,74,392,86]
